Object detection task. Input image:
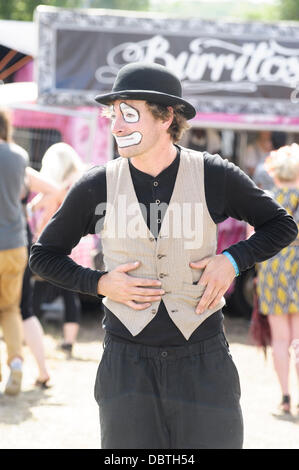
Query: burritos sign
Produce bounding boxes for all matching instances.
[36,7,299,117]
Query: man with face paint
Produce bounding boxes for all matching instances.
[113,102,142,148]
[30,62,298,449]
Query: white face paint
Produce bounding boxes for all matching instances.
[114,132,142,148]
[112,102,143,148]
[120,102,139,123]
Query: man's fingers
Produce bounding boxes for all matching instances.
[116,261,140,273]
[132,295,162,303]
[196,286,219,314]
[190,257,211,270]
[131,288,165,296]
[207,290,225,310]
[114,263,162,287]
[197,277,208,288]
[130,278,162,287]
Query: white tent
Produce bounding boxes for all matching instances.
[0,81,37,105]
[0,20,36,57]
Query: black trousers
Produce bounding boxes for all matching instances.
[94,331,243,449]
[33,281,81,323]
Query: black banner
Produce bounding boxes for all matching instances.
[36,7,299,116]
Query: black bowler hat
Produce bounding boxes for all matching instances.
[95,62,196,120]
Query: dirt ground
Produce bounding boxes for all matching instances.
[0,305,299,450]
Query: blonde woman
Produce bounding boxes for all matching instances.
[30,142,85,239]
[256,144,299,415]
[29,143,93,356]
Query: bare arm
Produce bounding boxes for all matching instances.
[25,167,60,194]
[26,167,63,239]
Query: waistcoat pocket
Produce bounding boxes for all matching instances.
[182,282,205,299]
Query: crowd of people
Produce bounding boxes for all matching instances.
[0,60,299,449]
[0,109,95,394]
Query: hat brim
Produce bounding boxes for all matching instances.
[94,90,196,120]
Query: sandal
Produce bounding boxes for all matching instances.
[59,343,73,358]
[35,378,52,389]
[272,394,291,417]
[280,394,291,413]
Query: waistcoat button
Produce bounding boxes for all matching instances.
[151,309,156,315]
[153,181,158,187]
[161,351,168,357]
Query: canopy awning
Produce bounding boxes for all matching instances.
[0,82,37,105]
[0,21,36,56]
[0,21,35,81]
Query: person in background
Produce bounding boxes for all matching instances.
[245,130,273,178]
[256,143,299,416]
[252,158,275,191]
[188,128,221,154]
[0,108,28,395]
[252,132,287,191]
[29,143,93,357]
[21,166,60,388]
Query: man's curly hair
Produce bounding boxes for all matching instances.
[145,102,190,143]
[102,101,190,143]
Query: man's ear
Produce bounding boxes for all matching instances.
[162,106,174,129]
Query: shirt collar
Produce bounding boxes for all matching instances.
[128,145,180,183]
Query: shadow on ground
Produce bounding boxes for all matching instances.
[0,387,57,425]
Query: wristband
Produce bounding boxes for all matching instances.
[222,251,240,277]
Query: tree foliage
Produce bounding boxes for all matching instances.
[232,3,280,22]
[0,0,150,21]
[279,0,299,21]
[0,0,298,23]
[90,0,150,10]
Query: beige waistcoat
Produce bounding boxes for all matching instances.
[100,146,225,340]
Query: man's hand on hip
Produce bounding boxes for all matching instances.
[97,261,164,310]
[190,254,236,314]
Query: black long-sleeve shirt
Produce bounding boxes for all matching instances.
[30,149,298,345]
